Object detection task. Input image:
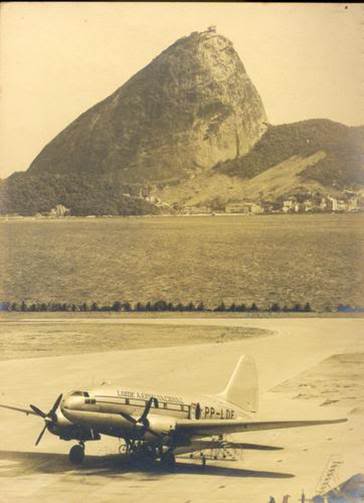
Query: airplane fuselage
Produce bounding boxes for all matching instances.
[61,386,248,441]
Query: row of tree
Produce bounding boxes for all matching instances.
[0,300,315,312]
[336,304,364,313]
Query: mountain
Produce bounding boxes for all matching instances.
[215,119,364,187]
[0,29,267,216]
[1,29,363,216]
[155,119,364,210]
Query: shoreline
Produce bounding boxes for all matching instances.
[1,212,363,221]
[1,312,364,321]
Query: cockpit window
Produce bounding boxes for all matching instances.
[71,391,90,397]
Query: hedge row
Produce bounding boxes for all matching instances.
[0,300,314,312]
[1,301,363,313]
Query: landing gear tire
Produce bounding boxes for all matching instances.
[69,444,85,465]
[143,445,157,459]
[160,451,175,471]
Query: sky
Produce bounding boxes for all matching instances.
[0,2,363,179]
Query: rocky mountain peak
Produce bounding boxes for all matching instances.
[1,29,269,215]
[27,29,267,183]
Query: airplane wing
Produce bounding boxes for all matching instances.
[175,439,283,457]
[0,403,38,416]
[175,417,347,437]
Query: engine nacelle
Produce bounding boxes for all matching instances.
[144,414,176,440]
[48,410,100,442]
[55,409,74,428]
[47,410,80,439]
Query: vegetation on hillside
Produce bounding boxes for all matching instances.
[0,172,159,216]
[1,118,363,215]
[214,119,364,188]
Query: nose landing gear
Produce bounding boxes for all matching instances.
[69,442,85,465]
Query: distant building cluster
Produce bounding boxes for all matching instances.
[4,187,363,219]
[280,193,361,214]
[181,206,212,215]
[180,191,363,216]
[45,192,362,217]
[36,204,70,218]
[225,202,264,215]
[138,187,171,209]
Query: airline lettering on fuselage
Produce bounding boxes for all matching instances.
[203,406,235,419]
[116,390,183,404]
[115,391,234,419]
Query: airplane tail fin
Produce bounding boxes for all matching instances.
[218,355,258,414]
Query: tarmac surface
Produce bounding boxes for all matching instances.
[0,317,363,502]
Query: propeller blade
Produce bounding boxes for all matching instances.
[139,397,155,424]
[120,411,138,425]
[30,405,47,418]
[35,423,48,446]
[121,397,160,438]
[49,394,63,419]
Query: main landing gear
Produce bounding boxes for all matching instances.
[123,439,176,470]
[160,450,176,471]
[69,442,85,465]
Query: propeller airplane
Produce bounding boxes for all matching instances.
[0,355,347,469]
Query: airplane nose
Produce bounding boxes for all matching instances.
[61,391,91,412]
[61,396,71,410]
[61,396,80,410]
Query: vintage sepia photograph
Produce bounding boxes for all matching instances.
[0,2,363,502]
